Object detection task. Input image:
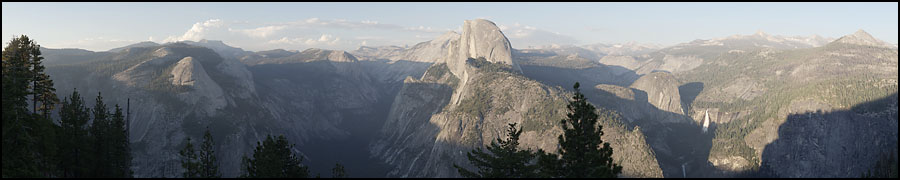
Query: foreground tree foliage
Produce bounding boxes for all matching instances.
[2,35,59,177]
[332,162,347,178]
[2,35,132,177]
[109,104,133,177]
[57,90,92,177]
[536,82,622,178]
[88,92,133,178]
[179,128,219,178]
[241,134,310,178]
[454,123,538,178]
[199,128,221,178]
[89,92,112,177]
[179,137,201,178]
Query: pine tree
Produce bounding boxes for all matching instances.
[35,72,58,119]
[242,135,309,178]
[2,35,63,177]
[25,41,57,119]
[332,162,347,178]
[56,89,92,177]
[535,149,563,178]
[23,39,60,177]
[199,128,220,178]
[537,82,622,178]
[1,35,44,177]
[179,137,200,178]
[89,92,113,177]
[109,104,133,177]
[453,123,538,178]
[33,113,60,177]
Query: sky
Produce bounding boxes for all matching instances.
[2,2,898,52]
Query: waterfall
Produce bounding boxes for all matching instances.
[702,110,710,133]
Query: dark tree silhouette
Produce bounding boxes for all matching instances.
[454,123,538,178]
[537,82,622,178]
[198,128,220,178]
[241,134,309,178]
[179,137,200,178]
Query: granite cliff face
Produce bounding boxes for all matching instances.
[449,19,519,76]
[40,23,897,178]
[372,62,566,177]
[370,19,661,178]
[51,43,261,177]
[629,71,687,123]
[44,42,431,177]
[636,30,899,176]
[372,63,662,177]
[443,20,522,105]
[757,93,898,178]
[169,56,227,115]
[39,21,666,177]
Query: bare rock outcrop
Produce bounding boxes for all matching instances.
[446,19,521,79]
[170,56,227,115]
[629,71,687,123]
[833,29,895,48]
[373,19,662,178]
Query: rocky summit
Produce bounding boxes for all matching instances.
[8,5,897,178]
[833,29,895,48]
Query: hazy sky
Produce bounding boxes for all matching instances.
[3,2,897,52]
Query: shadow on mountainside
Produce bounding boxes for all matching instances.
[367,80,460,177]
[519,64,640,89]
[299,91,397,177]
[517,54,721,177]
[679,82,704,114]
[248,60,432,177]
[588,84,720,177]
[756,92,899,178]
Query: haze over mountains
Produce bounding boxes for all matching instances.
[36,18,898,178]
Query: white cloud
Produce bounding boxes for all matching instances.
[499,23,579,48]
[288,17,404,30]
[159,18,464,51]
[267,34,342,46]
[267,37,295,44]
[305,17,320,24]
[354,36,385,40]
[414,34,434,39]
[587,27,606,32]
[164,19,224,42]
[318,34,332,42]
[405,26,439,33]
[361,20,379,25]
[230,25,287,38]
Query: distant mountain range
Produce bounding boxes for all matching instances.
[39,20,897,178]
